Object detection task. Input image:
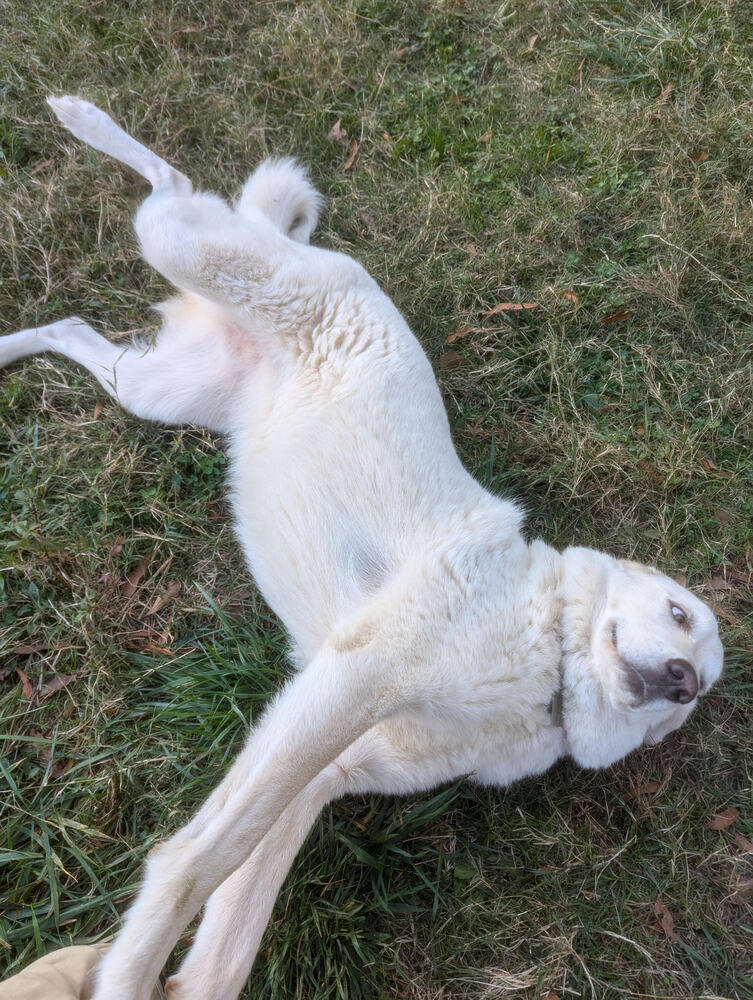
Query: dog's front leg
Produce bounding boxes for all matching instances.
[166,730,398,1000]
[88,620,426,1000]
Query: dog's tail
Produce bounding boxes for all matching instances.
[236,158,323,245]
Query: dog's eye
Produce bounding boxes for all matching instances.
[670,604,688,627]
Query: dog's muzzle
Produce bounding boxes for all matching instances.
[622,656,699,706]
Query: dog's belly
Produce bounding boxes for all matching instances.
[228,342,508,661]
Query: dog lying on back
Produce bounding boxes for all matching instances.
[1,97,723,1000]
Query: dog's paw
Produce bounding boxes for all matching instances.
[47,95,122,149]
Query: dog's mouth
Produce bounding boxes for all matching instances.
[611,624,699,707]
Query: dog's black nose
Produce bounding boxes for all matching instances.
[664,658,698,703]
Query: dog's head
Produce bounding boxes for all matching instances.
[562,548,723,765]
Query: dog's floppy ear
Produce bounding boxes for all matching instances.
[618,558,661,577]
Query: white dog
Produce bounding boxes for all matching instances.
[1,98,723,1000]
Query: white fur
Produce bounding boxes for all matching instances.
[2,98,724,1000]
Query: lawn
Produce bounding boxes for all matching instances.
[1,1,752,998]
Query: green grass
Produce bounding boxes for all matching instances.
[1,1,752,997]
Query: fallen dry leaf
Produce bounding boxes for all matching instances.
[16,668,34,700]
[709,808,740,831]
[11,643,47,656]
[600,310,634,324]
[734,832,753,853]
[343,137,359,171]
[481,302,538,317]
[123,548,154,598]
[626,779,661,800]
[439,351,463,371]
[700,456,733,479]
[327,119,347,143]
[653,898,678,942]
[713,508,736,526]
[446,325,482,344]
[41,674,76,698]
[709,566,752,590]
[733,879,753,902]
[571,57,586,85]
[147,580,182,616]
[637,459,663,485]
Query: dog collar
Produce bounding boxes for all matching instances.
[547,655,567,736]
[548,688,564,728]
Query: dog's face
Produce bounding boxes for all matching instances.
[591,560,723,742]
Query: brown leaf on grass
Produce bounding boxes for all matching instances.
[653,898,678,942]
[123,548,154,598]
[600,310,634,324]
[327,119,347,143]
[700,456,733,479]
[446,325,483,344]
[625,779,661,800]
[713,508,736,526]
[343,138,359,170]
[733,879,753,901]
[480,302,539,317]
[38,742,71,780]
[147,580,182,616]
[709,566,752,590]
[16,668,34,700]
[439,351,463,371]
[734,832,753,853]
[656,83,675,105]
[41,674,76,698]
[637,459,663,485]
[709,808,739,831]
[571,57,586,85]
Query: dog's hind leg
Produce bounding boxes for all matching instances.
[47,96,192,195]
[0,316,237,431]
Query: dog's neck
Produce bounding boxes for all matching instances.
[555,546,651,769]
